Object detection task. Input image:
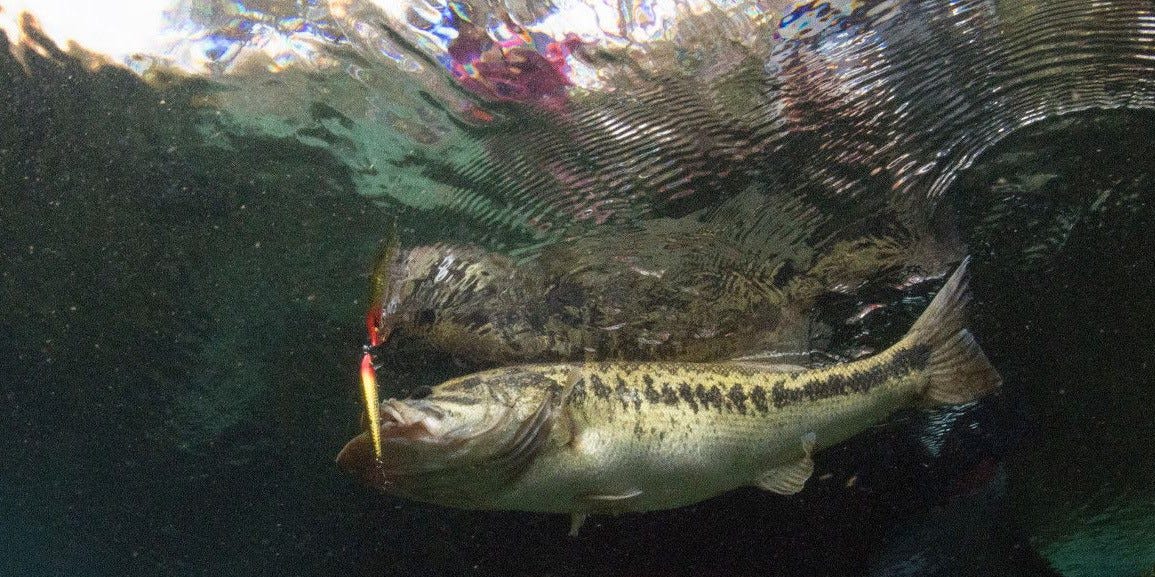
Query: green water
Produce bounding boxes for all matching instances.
[2,3,1155,576]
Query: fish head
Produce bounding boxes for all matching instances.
[336,378,555,506]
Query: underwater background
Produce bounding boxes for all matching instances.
[1,1,1153,576]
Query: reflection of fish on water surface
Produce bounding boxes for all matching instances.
[337,259,1001,534]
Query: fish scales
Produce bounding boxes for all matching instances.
[570,343,921,442]
[338,258,1002,531]
[465,340,929,429]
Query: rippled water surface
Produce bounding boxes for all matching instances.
[2,1,1154,576]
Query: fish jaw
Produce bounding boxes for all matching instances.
[336,385,558,508]
[337,398,471,484]
[336,398,459,488]
[336,432,389,488]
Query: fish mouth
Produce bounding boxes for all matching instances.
[378,399,444,441]
[336,431,388,486]
[335,398,485,487]
[335,399,435,485]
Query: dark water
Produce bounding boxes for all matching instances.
[2,1,1155,576]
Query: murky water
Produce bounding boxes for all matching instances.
[1,1,1154,576]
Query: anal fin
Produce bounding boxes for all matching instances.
[757,432,817,496]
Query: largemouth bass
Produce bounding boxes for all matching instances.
[337,258,1000,534]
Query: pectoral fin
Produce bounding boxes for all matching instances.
[568,488,644,536]
[579,488,644,503]
[757,432,817,496]
[569,513,588,537]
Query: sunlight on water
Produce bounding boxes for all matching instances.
[0,0,165,57]
[1,0,344,74]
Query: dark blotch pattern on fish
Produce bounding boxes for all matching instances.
[456,376,483,390]
[576,343,930,415]
[643,380,661,403]
[571,378,588,402]
[590,374,611,399]
[695,384,724,411]
[750,385,769,413]
[727,384,748,414]
[771,344,931,409]
[678,383,699,413]
[614,376,638,410]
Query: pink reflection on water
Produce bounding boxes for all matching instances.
[443,12,580,111]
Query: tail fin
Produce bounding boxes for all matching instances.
[905,257,1002,405]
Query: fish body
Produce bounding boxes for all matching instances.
[337,259,1000,527]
